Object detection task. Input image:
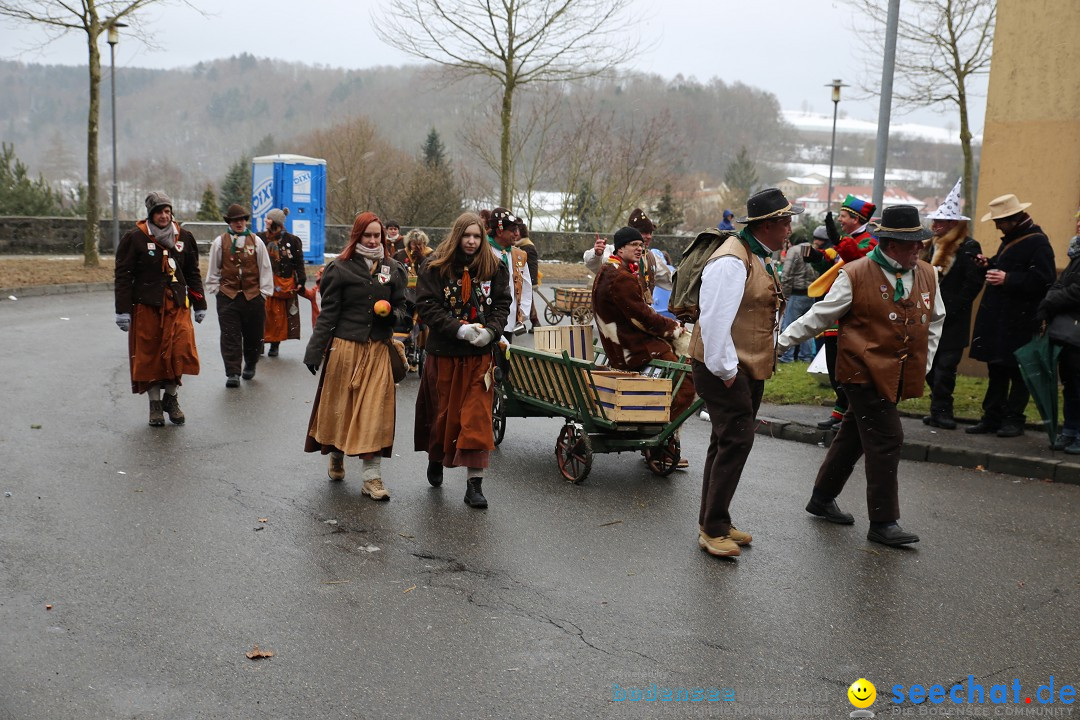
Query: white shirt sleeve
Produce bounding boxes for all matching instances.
[255,238,274,298]
[697,256,747,381]
[583,244,611,274]
[204,236,223,295]
[651,248,673,290]
[926,271,946,373]
[519,262,533,323]
[777,271,853,349]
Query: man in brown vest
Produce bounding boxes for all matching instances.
[205,204,274,388]
[777,205,945,547]
[690,188,796,558]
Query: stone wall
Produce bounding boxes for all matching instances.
[0,216,692,263]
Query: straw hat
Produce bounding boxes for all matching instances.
[981,194,1031,222]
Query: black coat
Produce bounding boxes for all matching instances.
[969,223,1056,365]
[415,258,511,357]
[114,223,206,314]
[1038,251,1080,323]
[303,255,408,366]
[936,237,984,352]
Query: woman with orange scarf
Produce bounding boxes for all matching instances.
[303,212,408,500]
[414,213,512,508]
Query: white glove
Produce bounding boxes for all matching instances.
[457,323,482,343]
[115,313,131,332]
[470,327,495,347]
[672,326,692,357]
[194,309,206,324]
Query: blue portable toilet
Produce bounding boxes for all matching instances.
[251,154,327,264]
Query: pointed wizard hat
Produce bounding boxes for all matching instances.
[925,178,969,221]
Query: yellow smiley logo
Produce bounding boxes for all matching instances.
[848,678,876,708]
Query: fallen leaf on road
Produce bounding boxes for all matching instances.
[399,533,415,539]
[30,424,42,429]
[598,519,623,527]
[404,585,416,594]
[245,645,274,659]
[1018,581,1025,588]
[974,465,986,472]
[258,518,268,523]
[322,580,351,585]
[46,604,53,610]
[253,527,264,532]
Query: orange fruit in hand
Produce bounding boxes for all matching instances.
[374,300,392,316]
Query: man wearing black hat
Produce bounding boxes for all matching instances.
[205,204,274,388]
[592,225,694,458]
[689,188,795,558]
[583,208,668,304]
[778,205,945,547]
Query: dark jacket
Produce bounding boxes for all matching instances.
[114,222,206,314]
[257,230,306,288]
[935,236,984,352]
[303,255,408,366]
[416,256,512,357]
[1037,250,1080,324]
[970,222,1056,365]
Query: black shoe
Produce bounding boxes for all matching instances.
[242,367,256,380]
[1051,434,1072,451]
[267,343,280,358]
[868,524,920,546]
[225,375,240,388]
[922,414,957,430]
[426,460,443,487]
[464,477,488,508]
[965,420,1000,434]
[817,415,842,430]
[996,424,1024,438]
[805,497,855,525]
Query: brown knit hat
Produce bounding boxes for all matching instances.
[627,208,655,234]
[266,207,289,227]
[144,191,173,216]
[223,204,250,222]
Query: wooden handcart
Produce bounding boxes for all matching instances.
[492,346,703,483]
[533,286,593,326]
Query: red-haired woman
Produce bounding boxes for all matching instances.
[414,212,512,508]
[303,212,408,500]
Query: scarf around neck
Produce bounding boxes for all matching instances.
[1068,235,1080,259]
[147,219,177,249]
[868,246,909,302]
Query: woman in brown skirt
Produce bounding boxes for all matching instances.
[414,212,512,508]
[303,212,408,500]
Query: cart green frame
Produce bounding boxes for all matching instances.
[494,345,704,482]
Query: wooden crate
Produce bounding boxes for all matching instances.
[588,370,671,423]
[533,324,595,361]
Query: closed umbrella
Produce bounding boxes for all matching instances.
[1013,333,1062,443]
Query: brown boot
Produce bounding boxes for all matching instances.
[148,399,164,427]
[328,453,345,481]
[160,393,185,425]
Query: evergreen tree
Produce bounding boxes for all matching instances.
[724,146,759,212]
[422,128,447,168]
[0,143,67,216]
[574,183,601,233]
[394,131,462,226]
[197,184,221,221]
[653,183,684,234]
[253,134,276,157]
[219,157,252,210]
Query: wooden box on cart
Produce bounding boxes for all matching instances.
[533,324,595,361]
[588,370,671,423]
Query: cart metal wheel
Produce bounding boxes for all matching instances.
[492,389,507,446]
[555,422,593,483]
[645,435,681,477]
[571,307,593,325]
[544,306,564,326]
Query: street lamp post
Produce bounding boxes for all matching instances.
[107,19,127,252]
[825,79,847,216]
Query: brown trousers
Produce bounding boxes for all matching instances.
[813,383,903,523]
[693,361,763,537]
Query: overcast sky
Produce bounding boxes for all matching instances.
[0,0,987,133]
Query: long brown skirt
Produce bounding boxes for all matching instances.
[305,337,395,458]
[264,277,301,342]
[414,353,494,468]
[128,294,199,394]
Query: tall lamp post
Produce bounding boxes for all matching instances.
[825,79,847,215]
[107,19,127,252]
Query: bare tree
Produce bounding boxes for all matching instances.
[379,0,636,208]
[846,0,995,210]
[0,0,198,266]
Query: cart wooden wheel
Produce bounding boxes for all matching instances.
[571,307,593,325]
[555,422,592,483]
[492,389,507,446]
[544,306,564,326]
[645,435,681,477]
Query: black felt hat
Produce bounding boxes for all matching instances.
[871,205,932,242]
[736,188,804,224]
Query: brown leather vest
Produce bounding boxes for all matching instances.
[218,233,262,300]
[835,257,936,403]
[510,246,528,324]
[689,236,785,380]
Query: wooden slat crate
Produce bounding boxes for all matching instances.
[589,370,671,423]
[533,324,595,361]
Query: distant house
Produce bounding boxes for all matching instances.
[795,185,926,220]
[777,175,826,203]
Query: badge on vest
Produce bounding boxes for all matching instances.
[377,271,390,285]
[481,281,492,296]
[175,241,184,251]
[921,292,931,309]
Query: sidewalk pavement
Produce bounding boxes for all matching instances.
[751,402,1080,485]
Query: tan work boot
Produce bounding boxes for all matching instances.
[148,399,164,427]
[361,477,390,501]
[327,453,345,481]
[728,525,752,546]
[698,530,740,557]
[160,393,185,425]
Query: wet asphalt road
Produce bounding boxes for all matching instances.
[1,291,1079,719]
